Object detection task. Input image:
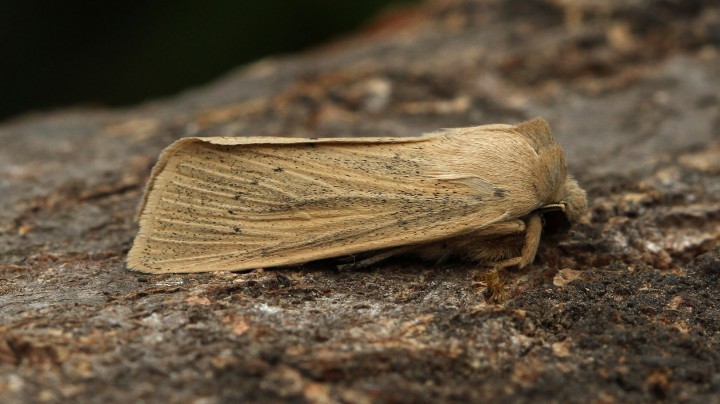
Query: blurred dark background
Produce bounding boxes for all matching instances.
[0,0,420,123]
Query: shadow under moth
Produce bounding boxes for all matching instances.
[127,118,587,273]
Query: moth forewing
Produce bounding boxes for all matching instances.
[127,118,587,273]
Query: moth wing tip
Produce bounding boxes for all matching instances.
[125,257,169,274]
[125,238,163,274]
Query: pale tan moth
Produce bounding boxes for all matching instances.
[127,118,587,274]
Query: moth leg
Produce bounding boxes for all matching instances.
[337,245,415,270]
[473,220,526,237]
[519,213,543,267]
[494,213,543,269]
[413,220,525,264]
[340,219,531,270]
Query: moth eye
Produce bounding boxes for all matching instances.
[541,209,571,233]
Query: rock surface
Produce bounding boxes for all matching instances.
[2,0,720,402]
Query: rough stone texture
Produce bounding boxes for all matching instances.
[2,0,720,402]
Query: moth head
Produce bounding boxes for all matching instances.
[540,177,587,232]
[562,176,588,223]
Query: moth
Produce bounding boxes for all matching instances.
[127,118,587,273]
